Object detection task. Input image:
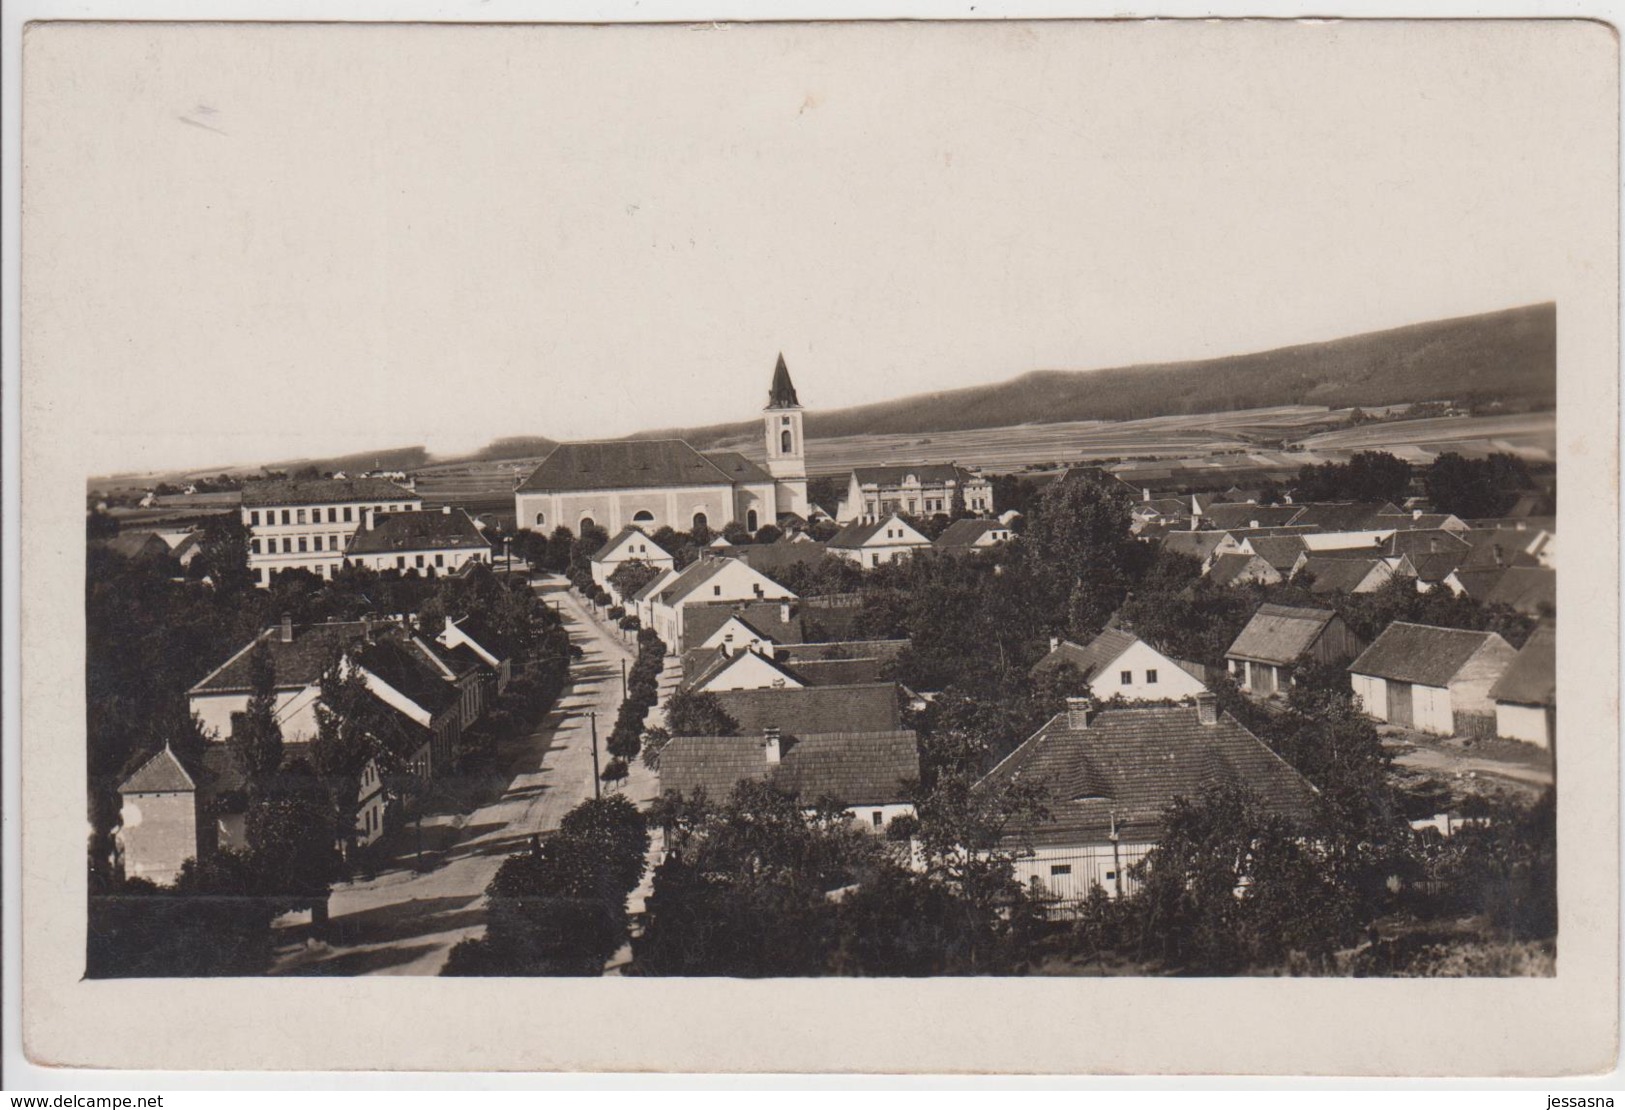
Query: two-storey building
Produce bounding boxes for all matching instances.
[242,477,421,586]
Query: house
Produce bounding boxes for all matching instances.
[644,557,798,651]
[344,507,491,577]
[435,613,516,694]
[1289,554,1394,595]
[834,464,994,524]
[1482,566,1556,617]
[825,513,934,568]
[242,477,422,587]
[590,526,676,601]
[687,648,807,693]
[933,518,1014,553]
[1029,628,1208,702]
[1240,535,1309,577]
[187,616,376,743]
[514,356,808,533]
[349,637,466,775]
[709,683,904,736]
[1198,503,1302,532]
[116,745,202,885]
[1206,551,1282,589]
[977,696,1318,903]
[726,539,831,578]
[1158,530,1235,571]
[658,729,921,833]
[97,530,176,565]
[1491,621,1556,749]
[1348,623,1518,737]
[685,601,803,654]
[1224,604,1364,697]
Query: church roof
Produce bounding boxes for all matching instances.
[515,440,735,494]
[702,451,774,484]
[767,353,801,409]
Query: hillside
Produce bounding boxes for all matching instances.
[642,302,1556,450]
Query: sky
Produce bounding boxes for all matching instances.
[22,20,1613,476]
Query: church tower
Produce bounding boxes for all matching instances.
[763,353,809,518]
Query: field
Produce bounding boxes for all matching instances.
[1293,413,1556,463]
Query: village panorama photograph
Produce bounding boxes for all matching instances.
[72,22,1563,980]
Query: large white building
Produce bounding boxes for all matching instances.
[513,356,810,536]
[242,477,422,586]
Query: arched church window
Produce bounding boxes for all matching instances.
[781,429,792,453]
[535,512,545,527]
[747,509,759,531]
[580,516,596,532]
[692,511,708,532]
[632,510,655,524]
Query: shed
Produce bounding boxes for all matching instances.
[1491,621,1556,749]
[1224,603,1363,697]
[1348,622,1518,737]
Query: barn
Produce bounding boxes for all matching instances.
[1348,622,1519,737]
[1224,603,1364,697]
[1490,621,1556,749]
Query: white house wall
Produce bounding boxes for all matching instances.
[1496,701,1553,748]
[1013,841,1157,905]
[1095,641,1208,701]
[696,651,805,693]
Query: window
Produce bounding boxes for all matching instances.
[581,516,596,531]
[1120,670,1133,685]
[250,539,260,554]
[746,509,758,531]
[535,512,545,526]
[435,553,444,567]
[1146,669,1158,684]
[1105,871,1117,881]
[313,536,323,551]
[282,538,293,553]
[328,507,337,523]
[691,512,707,531]
[1050,864,1072,877]
[298,538,307,552]
[297,509,306,524]
[250,511,260,526]
[281,510,291,526]
[633,509,654,524]
[713,585,722,596]
[416,554,425,568]
[872,811,884,829]
[397,556,406,569]
[331,535,339,550]
[780,429,792,453]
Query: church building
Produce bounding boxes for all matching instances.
[514,356,810,536]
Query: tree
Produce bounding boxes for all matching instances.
[1293,451,1411,504]
[1017,473,1142,640]
[662,688,739,736]
[228,642,284,782]
[243,762,343,916]
[1424,452,1533,518]
[607,558,664,602]
[753,523,784,545]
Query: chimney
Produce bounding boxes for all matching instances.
[1143,487,1151,502]
[764,727,782,764]
[1049,635,1061,653]
[1196,691,1219,727]
[1412,509,1423,520]
[365,508,376,531]
[780,600,791,624]
[279,613,293,643]
[442,505,451,515]
[1066,696,1094,730]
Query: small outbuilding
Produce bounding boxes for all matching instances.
[1224,603,1364,697]
[1348,622,1519,737]
[1490,621,1556,749]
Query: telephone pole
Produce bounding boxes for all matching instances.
[621,658,628,699]
[589,710,602,799]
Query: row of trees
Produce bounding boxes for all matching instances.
[1290,449,1539,518]
[602,629,668,783]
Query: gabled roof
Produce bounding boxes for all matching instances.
[691,647,805,691]
[1295,556,1387,595]
[1458,530,1542,570]
[780,657,886,687]
[708,683,903,735]
[1349,622,1512,687]
[1447,566,1509,599]
[682,600,804,648]
[591,525,671,563]
[730,541,830,575]
[1490,621,1556,707]
[242,477,418,507]
[702,452,774,484]
[659,730,919,807]
[850,464,974,487]
[654,558,733,606]
[1483,566,1556,615]
[978,705,1317,846]
[354,638,459,717]
[1412,551,1466,583]
[516,440,734,494]
[188,621,375,694]
[1160,531,1230,562]
[777,639,910,663]
[1208,552,1276,588]
[1029,627,1139,681]
[1286,502,1397,531]
[119,746,197,794]
[99,531,174,560]
[680,646,735,689]
[346,509,488,555]
[827,514,932,550]
[1201,503,1302,531]
[1243,535,1309,573]
[1384,528,1473,560]
[767,353,801,409]
[450,613,515,662]
[629,567,677,604]
[934,519,1011,550]
[1225,604,1338,666]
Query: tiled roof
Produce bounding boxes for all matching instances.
[1411,551,1465,583]
[1490,621,1556,706]
[1384,529,1472,560]
[702,451,774,484]
[1160,531,1229,562]
[515,440,733,493]
[778,639,910,663]
[659,730,919,806]
[119,746,197,794]
[1484,566,1556,615]
[629,567,677,604]
[730,542,830,575]
[709,683,902,736]
[241,478,418,508]
[680,646,733,689]
[1458,531,1542,570]
[1447,566,1509,599]
[1201,504,1302,530]
[345,509,488,555]
[781,657,886,686]
[354,638,459,717]
[1286,502,1396,531]
[1029,628,1137,681]
[1349,622,1509,687]
[680,600,803,647]
[827,515,932,550]
[978,705,1318,846]
[1208,552,1273,588]
[1226,604,1337,666]
[99,531,174,560]
[189,621,375,694]
[1296,556,1385,595]
[450,613,515,662]
[1244,535,1309,573]
[770,731,920,805]
[592,525,668,563]
[934,519,1011,549]
[850,464,975,487]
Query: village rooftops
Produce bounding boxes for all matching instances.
[1030,627,1138,681]
[1200,503,1303,531]
[1348,622,1513,688]
[708,683,903,735]
[346,509,488,555]
[776,639,910,663]
[681,600,803,648]
[515,440,742,494]
[1294,555,1387,594]
[1243,536,1310,574]
[1225,604,1338,666]
[1483,566,1556,615]
[351,638,460,717]
[1207,552,1275,588]
[934,518,1012,549]
[659,730,919,806]
[849,464,976,487]
[241,477,419,508]
[1489,621,1556,707]
[188,619,380,694]
[978,703,1318,846]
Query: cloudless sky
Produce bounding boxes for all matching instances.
[23,21,1606,476]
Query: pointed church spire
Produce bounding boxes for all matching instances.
[767,353,800,409]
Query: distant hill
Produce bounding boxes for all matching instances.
[465,436,558,462]
[639,302,1557,450]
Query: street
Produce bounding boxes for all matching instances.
[270,576,641,976]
